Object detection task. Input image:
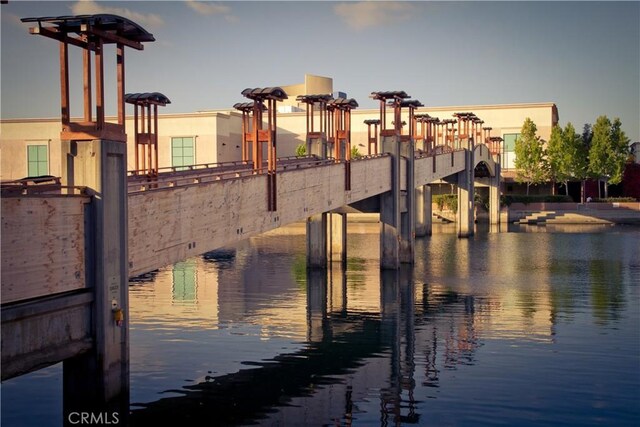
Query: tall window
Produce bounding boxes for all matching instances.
[171,137,195,170]
[502,133,520,169]
[27,145,48,176]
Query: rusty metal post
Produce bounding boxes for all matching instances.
[125,93,170,177]
[238,87,287,211]
[364,119,380,155]
[328,98,358,191]
[297,94,331,158]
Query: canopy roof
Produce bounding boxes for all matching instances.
[125,92,171,106]
[21,14,155,50]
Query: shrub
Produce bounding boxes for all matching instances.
[295,144,306,157]
[433,194,458,213]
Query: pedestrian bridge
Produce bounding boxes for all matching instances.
[127,144,496,277]
[2,11,504,417]
[1,144,498,378]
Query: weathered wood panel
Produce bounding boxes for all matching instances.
[1,196,89,304]
[128,156,392,277]
[1,291,93,380]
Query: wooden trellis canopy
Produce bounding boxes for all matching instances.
[125,92,171,176]
[297,94,333,138]
[237,86,288,211]
[370,91,413,136]
[21,14,155,142]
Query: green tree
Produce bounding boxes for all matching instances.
[609,118,631,184]
[589,116,630,198]
[545,124,565,195]
[564,123,588,198]
[514,118,547,195]
[578,123,594,202]
[350,145,363,159]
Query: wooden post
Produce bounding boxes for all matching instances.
[95,38,104,130]
[116,43,125,126]
[60,40,70,128]
[83,49,92,123]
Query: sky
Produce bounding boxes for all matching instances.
[1,1,639,141]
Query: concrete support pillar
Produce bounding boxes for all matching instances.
[380,136,415,269]
[306,212,328,268]
[457,149,475,238]
[415,184,432,237]
[489,162,501,227]
[61,139,129,415]
[307,136,327,158]
[328,212,347,265]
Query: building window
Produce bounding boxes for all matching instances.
[171,137,195,170]
[502,133,520,170]
[27,145,48,177]
[503,133,520,152]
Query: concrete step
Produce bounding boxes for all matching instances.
[517,209,640,225]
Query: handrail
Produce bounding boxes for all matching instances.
[0,176,87,196]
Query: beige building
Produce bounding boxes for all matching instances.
[0,74,558,182]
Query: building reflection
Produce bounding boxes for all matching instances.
[129,259,491,426]
[125,223,630,426]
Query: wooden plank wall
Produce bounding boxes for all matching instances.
[1,196,89,304]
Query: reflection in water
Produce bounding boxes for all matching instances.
[2,225,639,426]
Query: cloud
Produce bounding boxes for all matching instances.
[334,1,416,31]
[185,1,231,16]
[1,12,24,28]
[70,0,164,29]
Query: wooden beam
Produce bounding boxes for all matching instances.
[81,24,144,50]
[30,26,90,50]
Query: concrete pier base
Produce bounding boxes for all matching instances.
[457,149,475,238]
[61,139,129,413]
[306,213,328,268]
[328,213,347,265]
[415,184,432,237]
[489,162,501,227]
[380,135,415,269]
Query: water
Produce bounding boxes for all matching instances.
[2,223,639,426]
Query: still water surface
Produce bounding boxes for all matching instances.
[2,223,639,426]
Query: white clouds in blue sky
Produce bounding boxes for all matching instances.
[333,1,417,31]
[1,1,639,141]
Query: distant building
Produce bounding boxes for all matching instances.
[0,74,558,188]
